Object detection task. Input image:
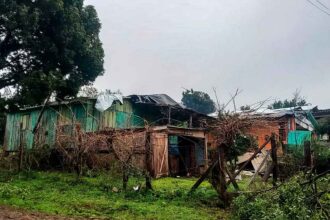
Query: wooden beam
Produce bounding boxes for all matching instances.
[224,163,239,190]
[226,137,271,186]
[248,151,270,186]
[190,157,218,193]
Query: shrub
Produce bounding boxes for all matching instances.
[232,194,285,220]
[231,174,329,220]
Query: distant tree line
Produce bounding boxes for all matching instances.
[268,90,308,109]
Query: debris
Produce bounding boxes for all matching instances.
[95,93,123,112]
[112,187,119,193]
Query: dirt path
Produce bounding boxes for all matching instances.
[0,205,78,220]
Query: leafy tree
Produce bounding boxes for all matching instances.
[181,89,216,114]
[268,90,308,109]
[0,0,104,108]
[0,0,104,145]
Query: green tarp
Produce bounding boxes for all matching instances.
[288,130,311,149]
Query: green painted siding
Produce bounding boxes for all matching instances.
[4,99,146,151]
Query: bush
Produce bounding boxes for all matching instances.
[232,174,329,220]
[232,194,285,220]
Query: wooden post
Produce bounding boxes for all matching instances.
[271,133,278,186]
[304,141,312,168]
[145,131,152,190]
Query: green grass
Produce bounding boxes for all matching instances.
[0,171,230,219]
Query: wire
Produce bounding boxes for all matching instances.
[306,0,330,16]
[316,0,329,9]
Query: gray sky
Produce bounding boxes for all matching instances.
[85,0,330,109]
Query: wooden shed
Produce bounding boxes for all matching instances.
[2,95,213,177]
[3,95,209,152]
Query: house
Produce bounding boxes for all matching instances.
[242,106,318,150]
[3,94,213,177]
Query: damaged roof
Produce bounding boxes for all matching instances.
[128,94,184,108]
[240,106,318,131]
[17,93,208,116]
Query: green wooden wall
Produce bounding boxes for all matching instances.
[3,99,145,151]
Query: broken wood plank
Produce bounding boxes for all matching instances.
[248,151,270,186]
[226,137,271,186]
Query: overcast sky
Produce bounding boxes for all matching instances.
[85,0,330,109]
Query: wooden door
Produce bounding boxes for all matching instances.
[151,132,168,177]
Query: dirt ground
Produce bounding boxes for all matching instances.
[0,205,78,220]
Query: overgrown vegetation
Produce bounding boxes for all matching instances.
[232,173,330,220]
[231,141,330,220]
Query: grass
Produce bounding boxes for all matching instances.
[0,171,233,219]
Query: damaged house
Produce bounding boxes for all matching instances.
[3,94,214,177]
[235,107,318,173]
[243,106,318,150]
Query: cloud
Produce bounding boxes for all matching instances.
[86,0,330,109]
